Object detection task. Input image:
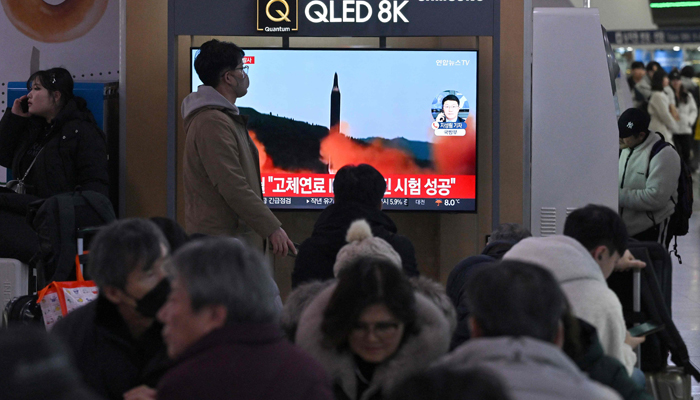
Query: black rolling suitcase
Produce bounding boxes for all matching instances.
[613,241,699,400]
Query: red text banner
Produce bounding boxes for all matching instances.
[262,174,475,199]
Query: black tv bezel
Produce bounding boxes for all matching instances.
[189,46,479,214]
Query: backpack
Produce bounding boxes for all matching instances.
[647,133,693,261]
[26,189,116,288]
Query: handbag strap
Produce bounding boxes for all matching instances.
[18,146,45,182]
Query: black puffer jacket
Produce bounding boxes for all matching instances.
[52,296,170,400]
[292,202,418,288]
[0,98,109,199]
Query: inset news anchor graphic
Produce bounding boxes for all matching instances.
[431,91,469,136]
[191,49,478,211]
[257,0,298,32]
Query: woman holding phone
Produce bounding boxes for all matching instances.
[0,67,108,262]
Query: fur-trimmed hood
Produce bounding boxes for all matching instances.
[282,277,456,344]
[295,282,452,400]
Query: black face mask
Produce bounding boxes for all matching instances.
[135,279,171,318]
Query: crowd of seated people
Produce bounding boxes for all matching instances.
[2,162,654,400]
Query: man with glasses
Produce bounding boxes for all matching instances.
[436,94,464,123]
[182,39,295,256]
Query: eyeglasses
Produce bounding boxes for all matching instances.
[235,65,249,75]
[221,65,249,79]
[351,321,402,339]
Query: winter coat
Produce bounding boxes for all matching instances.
[567,318,653,400]
[503,235,637,375]
[446,240,516,349]
[282,277,456,344]
[648,91,679,143]
[673,94,697,135]
[434,337,621,400]
[635,76,652,102]
[51,296,170,400]
[619,132,680,236]
[292,202,418,288]
[294,282,452,400]
[157,323,333,400]
[182,86,281,250]
[0,98,109,200]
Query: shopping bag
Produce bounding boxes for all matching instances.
[37,253,99,331]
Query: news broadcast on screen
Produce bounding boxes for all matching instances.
[191,48,478,211]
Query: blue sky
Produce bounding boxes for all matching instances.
[191,49,478,143]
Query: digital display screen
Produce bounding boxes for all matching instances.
[191,48,478,212]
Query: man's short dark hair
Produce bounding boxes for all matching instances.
[333,164,386,207]
[194,39,245,88]
[563,204,628,256]
[646,61,661,73]
[630,61,645,71]
[88,219,169,290]
[489,223,532,243]
[442,94,461,108]
[466,260,566,343]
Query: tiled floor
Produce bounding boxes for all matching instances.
[670,175,700,397]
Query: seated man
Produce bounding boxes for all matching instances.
[503,205,642,377]
[433,260,621,400]
[52,219,172,400]
[292,164,418,287]
[156,237,333,400]
[447,223,532,348]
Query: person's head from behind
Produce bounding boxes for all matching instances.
[563,204,628,278]
[646,61,661,78]
[441,94,461,121]
[333,164,386,209]
[322,257,417,363]
[630,61,645,82]
[618,107,650,149]
[681,65,695,79]
[488,223,532,244]
[89,219,170,321]
[194,39,249,98]
[387,367,511,400]
[157,237,278,358]
[651,69,669,92]
[466,260,567,346]
[26,67,74,122]
[0,328,98,400]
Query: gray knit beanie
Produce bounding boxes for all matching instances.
[333,219,402,277]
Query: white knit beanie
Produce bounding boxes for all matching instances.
[333,219,402,277]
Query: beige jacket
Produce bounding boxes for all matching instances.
[182,86,281,249]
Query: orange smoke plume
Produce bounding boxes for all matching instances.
[320,128,427,176]
[249,129,317,174]
[251,115,477,176]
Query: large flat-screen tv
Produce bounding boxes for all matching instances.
[190,48,478,212]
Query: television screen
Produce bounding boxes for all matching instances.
[190,48,478,211]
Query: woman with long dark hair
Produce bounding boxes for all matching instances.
[669,69,697,165]
[0,67,108,262]
[647,69,679,143]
